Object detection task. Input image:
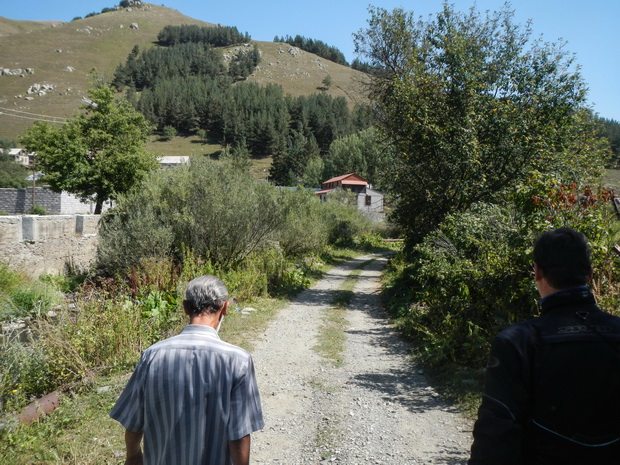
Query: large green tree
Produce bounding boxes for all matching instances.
[323,128,391,188]
[21,85,157,213]
[0,156,29,188]
[354,4,609,246]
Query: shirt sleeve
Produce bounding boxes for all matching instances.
[109,355,147,433]
[227,355,265,441]
[468,333,531,465]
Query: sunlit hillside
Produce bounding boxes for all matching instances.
[0,3,368,151]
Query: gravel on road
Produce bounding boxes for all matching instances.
[251,253,472,464]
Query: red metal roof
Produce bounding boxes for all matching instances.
[323,173,368,184]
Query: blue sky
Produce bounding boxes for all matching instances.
[3,1,618,120]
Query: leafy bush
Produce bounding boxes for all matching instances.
[29,206,46,215]
[384,203,533,367]
[0,275,63,321]
[353,232,385,250]
[97,158,288,274]
[98,157,373,278]
[384,181,620,369]
[161,125,177,141]
[277,189,330,257]
[0,337,53,413]
[39,273,85,294]
[8,285,58,318]
[320,190,373,246]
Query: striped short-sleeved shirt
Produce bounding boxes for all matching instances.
[110,325,264,465]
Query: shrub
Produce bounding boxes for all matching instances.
[29,205,46,215]
[277,189,330,257]
[97,200,175,275]
[97,158,289,274]
[384,203,533,367]
[1,281,63,321]
[320,191,372,246]
[385,178,620,370]
[161,125,177,141]
[0,337,54,413]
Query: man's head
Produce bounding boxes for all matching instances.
[533,227,592,290]
[183,275,229,316]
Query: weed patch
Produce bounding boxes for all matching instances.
[314,259,373,366]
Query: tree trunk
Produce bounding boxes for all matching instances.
[94,198,104,215]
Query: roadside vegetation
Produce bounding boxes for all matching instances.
[0,154,393,462]
[359,4,620,413]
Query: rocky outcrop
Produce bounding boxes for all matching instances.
[1,68,35,76]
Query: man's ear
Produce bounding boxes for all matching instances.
[533,262,544,282]
[220,300,229,316]
[182,300,192,316]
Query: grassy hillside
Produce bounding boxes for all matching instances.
[0,2,368,160]
[245,41,368,105]
[0,17,64,36]
[0,4,211,141]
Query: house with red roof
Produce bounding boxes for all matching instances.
[315,173,384,220]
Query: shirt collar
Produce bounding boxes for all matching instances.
[182,324,221,339]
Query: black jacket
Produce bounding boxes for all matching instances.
[469,288,620,465]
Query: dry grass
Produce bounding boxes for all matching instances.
[245,41,368,107]
[0,5,212,141]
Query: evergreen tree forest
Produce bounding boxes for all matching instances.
[273,35,348,65]
[158,24,251,47]
[113,25,372,186]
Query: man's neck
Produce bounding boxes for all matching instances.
[537,281,560,299]
[189,312,221,329]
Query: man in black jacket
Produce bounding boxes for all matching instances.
[469,227,620,464]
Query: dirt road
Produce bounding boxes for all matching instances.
[250,253,472,464]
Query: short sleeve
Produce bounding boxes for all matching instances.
[110,356,147,433]
[227,356,265,440]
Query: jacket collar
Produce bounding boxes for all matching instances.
[539,286,595,313]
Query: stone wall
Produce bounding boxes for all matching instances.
[0,215,99,277]
[0,188,105,214]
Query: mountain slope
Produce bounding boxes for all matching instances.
[0,17,64,37]
[0,3,367,142]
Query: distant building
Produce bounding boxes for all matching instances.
[157,156,190,168]
[315,173,384,221]
[7,148,32,166]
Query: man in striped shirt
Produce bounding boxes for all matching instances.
[110,275,264,465]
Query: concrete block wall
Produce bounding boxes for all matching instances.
[0,215,100,277]
[0,188,62,214]
[60,191,98,214]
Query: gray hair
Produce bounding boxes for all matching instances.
[184,275,229,315]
